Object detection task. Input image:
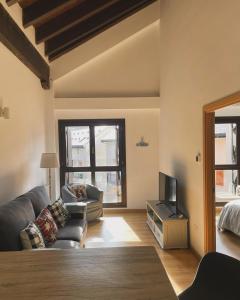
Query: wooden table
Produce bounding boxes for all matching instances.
[0,246,177,300]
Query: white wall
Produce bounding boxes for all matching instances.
[54,97,160,110]
[55,108,160,208]
[54,21,160,98]
[0,43,53,203]
[160,0,240,255]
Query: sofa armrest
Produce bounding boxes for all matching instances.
[65,202,87,220]
[86,184,103,203]
[61,185,79,203]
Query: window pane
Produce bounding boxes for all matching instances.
[215,170,238,198]
[95,172,122,203]
[95,126,119,166]
[215,123,237,165]
[66,126,90,167]
[65,172,92,185]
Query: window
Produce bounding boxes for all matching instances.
[215,117,240,199]
[59,119,126,207]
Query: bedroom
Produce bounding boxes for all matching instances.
[213,102,240,259]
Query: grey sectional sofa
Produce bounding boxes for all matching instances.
[0,186,87,251]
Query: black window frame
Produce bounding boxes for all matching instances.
[58,119,127,208]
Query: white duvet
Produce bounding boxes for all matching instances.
[218,200,240,237]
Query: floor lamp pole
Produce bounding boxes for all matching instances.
[48,168,51,201]
[40,153,59,202]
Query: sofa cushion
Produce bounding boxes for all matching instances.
[48,240,81,249]
[25,186,50,217]
[20,222,45,249]
[35,208,58,244]
[56,219,87,242]
[0,197,35,251]
[48,199,70,228]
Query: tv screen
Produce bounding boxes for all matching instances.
[159,172,177,213]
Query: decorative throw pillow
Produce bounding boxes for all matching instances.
[78,185,87,199]
[35,208,58,244]
[71,184,87,200]
[48,199,70,228]
[20,222,45,249]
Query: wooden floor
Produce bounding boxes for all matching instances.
[216,229,240,260]
[85,211,199,295]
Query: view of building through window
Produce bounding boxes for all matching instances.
[215,122,238,198]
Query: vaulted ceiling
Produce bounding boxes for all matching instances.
[6,0,157,61]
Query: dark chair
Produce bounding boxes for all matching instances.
[178,252,240,300]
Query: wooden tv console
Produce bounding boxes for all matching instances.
[146,200,188,249]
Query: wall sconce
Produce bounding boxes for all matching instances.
[136,137,149,147]
[0,105,10,119]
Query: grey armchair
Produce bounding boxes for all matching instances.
[61,184,103,222]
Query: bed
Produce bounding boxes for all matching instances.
[218,200,240,237]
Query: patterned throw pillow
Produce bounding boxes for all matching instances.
[71,184,87,200]
[35,208,58,244]
[20,222,45,249]
[48,199,70,228]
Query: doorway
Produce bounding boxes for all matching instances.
[59,119,127,208]
[204,91,240,254]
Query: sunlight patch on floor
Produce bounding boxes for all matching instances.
[87,216,141,243]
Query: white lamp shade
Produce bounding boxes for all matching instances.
[40,153,59,168]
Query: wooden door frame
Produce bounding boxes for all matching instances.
[203,91,240,253]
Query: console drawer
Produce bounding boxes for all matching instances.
[147,214,155,231]
[154,224,163,246]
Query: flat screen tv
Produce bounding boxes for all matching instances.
[159,172,178,214]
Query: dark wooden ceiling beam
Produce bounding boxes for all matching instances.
[0,4,50,89]
[46,0,156,60]
[6,0,17,6]
[23,0,84,28]
[35,0,119,44]
[18,0,40,9]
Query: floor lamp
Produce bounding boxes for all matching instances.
[40,153,59,200]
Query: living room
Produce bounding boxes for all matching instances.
[0,0,240,299]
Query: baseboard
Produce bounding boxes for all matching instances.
[103,208,146,213]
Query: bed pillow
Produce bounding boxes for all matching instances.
[20,222,45,249]
[35,208,58,244]
[48,199,70,228]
